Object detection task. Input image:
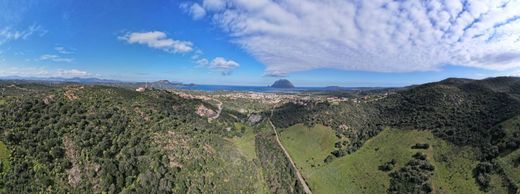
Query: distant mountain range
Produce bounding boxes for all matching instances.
[0,76,123,83]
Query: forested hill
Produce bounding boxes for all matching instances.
[379,77,520,192]
[2,77,520,193]
[271,76,520,192]
[0,83,302,193]
[381,77,520,153]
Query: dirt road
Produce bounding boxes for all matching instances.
[269,109,312,194]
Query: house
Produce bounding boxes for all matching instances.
[136,87,145,92]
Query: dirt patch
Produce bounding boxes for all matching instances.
[158,131,189,168]
[64,86,83,100]
[195,104,217,118]
[64,136,81,188]
[43,95,55,105]
[64,136,101,190]
[134,107,150,121]
[248,113,262,124]
[203,144,215,154]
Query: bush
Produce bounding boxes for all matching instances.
[324,155,335,163]
[378,159,396,172]
[412,152,427,160]
[411,143,430,149]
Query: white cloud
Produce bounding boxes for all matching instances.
[190,3,206,20]
[118,31,193,53]
[0,66,91,78]
[0,24,46,44]
[56,69,90,77]
[511,70,520,77]
[203,0,226,11]
[194,0,520,75]
[210,57,239,69]
[195,57,239,75]
[39,54,74,63]
[196,58,209,66]
[54,47,74,54]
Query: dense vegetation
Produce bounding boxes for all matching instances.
[387,152,435,193]
[3,77,520,193]
[271,101,382,161]
[272,77,520,193]
[255,122,303,193]
[0,82,304,193]
[380,78,520,159]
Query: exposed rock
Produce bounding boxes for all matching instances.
[43,95,55,105]
[271,79,295,88]
[248,113,262,124]
[195,104,217,118]
[64,136,81,188]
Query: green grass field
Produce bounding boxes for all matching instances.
[500,115,520,138]
[496,116,520,191]
[0,99,5,105]
[226,123,270,193]
[227,123,258,161]
[0,141,10,172]
[279,125,484,194]
[279,124,337,171]
[497,148,520,188]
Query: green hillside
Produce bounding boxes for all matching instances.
[2,77,520,193]
[279,124,337,171]
[0,141,10,171]
[0,83,296,193]
[272,77,520,193]
[279,126,486,193]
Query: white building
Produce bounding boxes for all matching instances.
[136,87,145,92]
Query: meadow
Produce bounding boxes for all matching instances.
[0,141,10,171]
[226,123,270,193]
[279,125,486,193]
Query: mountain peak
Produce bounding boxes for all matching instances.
[271,79,295,88]
[155,80,171,84]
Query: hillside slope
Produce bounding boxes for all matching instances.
[271,77,520,193]
[0,83,303,193]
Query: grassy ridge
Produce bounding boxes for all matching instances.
[227,123,258,161]
[226,123,270,193]
[0,141,10,171]
[279,125,484,194]
[279,124,337,171]
[497,149,520,189]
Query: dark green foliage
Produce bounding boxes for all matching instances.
[0,83,258,193]
[271,77,520,191]
[411,143,430,149]
[500,123,520,155]
[324,155,335,164]
[379,78,520,160]
[255,125,304,194]
[271,100,383,159]
[412,152,428,161]
[375,77,520,191]
[388,153,434,194]
[474,162,495,192]
[378,159,396,172]
[514,156,520,168]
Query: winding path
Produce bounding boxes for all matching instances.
[269,109,312,194]
[209,99,223,121]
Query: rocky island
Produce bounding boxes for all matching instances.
[271,79,295,88]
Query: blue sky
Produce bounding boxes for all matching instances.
[1,0,520,87]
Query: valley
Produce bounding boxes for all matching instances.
[1,77,520,193]
[4,1,520,193]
